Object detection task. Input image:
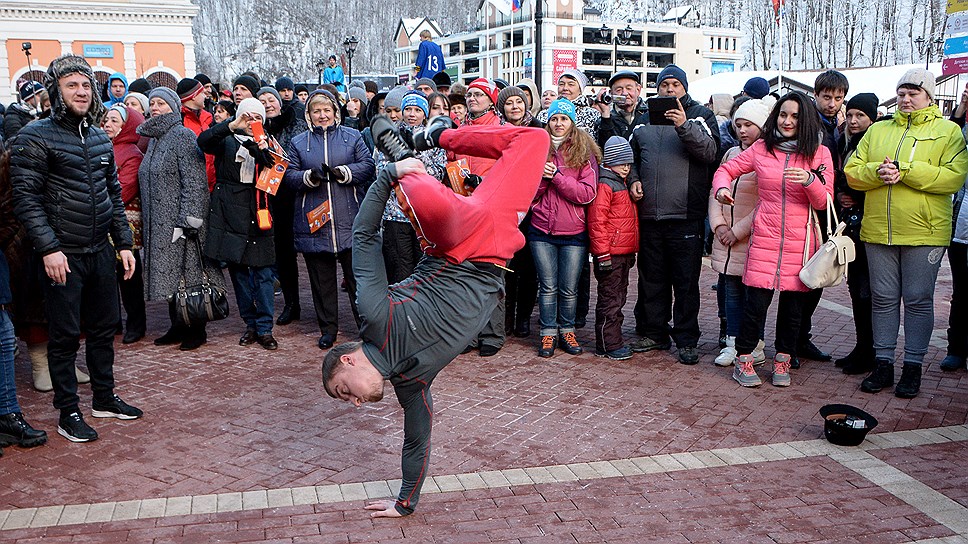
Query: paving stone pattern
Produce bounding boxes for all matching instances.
[0,258,964,542]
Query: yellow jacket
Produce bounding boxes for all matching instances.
[845,104,968,246]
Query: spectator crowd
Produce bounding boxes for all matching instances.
[0,51,966,456]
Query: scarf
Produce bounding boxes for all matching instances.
[772,130,798,153]
[550,134,567,150]
[234,135,257,183]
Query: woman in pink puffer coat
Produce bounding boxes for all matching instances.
[713,92,834,388]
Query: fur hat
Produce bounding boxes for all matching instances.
[657,64,688,91]
[432,72,452,88]
[603,136,634,167]
[467,78,499,104]
[897,68,936,100]
[148,87,181,114]
[44,54,105,123]
[845,93,880,123]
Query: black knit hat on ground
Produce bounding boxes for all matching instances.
[845,93,879,123]
[176,78,203,100]
[194,73,212,86]
[232,75,260,97]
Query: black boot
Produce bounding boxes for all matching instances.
[154,323,185,346]
[0,412,48,448]
[861,359,894,393]
[179,324,207,351]
[894,363,922,398]
[838,296,874,368]
[277,303,301,325]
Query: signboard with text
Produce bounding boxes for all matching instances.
[552,49,578,83]
[943,55,968,75]
[82,44,114,58]
[949,0,968,14]
[945,35,968,56]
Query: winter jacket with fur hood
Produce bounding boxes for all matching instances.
[10,54,131,256]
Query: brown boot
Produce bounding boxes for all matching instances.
[27,341,52,392]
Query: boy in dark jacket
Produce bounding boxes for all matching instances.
[589,137,639,360]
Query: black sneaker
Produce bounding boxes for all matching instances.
[0,412,47,448]
[91,395,143,420]
[371,115,415,162]
[798,340,832,362]
[677,346,700,365]
[860,359,894,393]
[414,115,454,151]
[58,411,98,442]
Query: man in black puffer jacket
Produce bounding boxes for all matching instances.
[627,65,720,365]
[10,54,143,444]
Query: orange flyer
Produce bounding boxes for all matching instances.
[256,148,289,196]
[307,200,331,233]
[445,159,471,196]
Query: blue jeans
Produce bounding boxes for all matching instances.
[720,274,764,339]
[228,264,275,335]
[530,240,586,337]
[0,309,20,414]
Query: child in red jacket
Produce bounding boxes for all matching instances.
[588,136,640,359]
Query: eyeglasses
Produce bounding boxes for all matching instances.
[466,91,488,99]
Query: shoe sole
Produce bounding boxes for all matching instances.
[860,385,889,393]
[894,389,919,399]
[57,426,97,443]
[732,373,762,387]
[91,409,141,420]
[713,358,734,367]
[595,352,633,360]
[772,376,791,387]
[537,352,555,358]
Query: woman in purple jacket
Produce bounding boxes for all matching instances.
[530,99,599,358]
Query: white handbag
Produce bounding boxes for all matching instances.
[799,193,856,289]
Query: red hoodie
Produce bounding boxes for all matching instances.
[181,106,217,192]
[112,106,145,248]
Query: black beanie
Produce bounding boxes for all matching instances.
[845,93,879,123]
[194,73,212,86]
[294,84,309,94]
[232,75,260,97]
[432,72,452,87]
[128,78,152,94]
[274,76,295,91]
[176,78,203,99]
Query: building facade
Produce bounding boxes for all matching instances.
[394,2,743,94]
[1,0,198,102]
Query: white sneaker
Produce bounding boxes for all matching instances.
[751,339,766,366]
[714,337,736,367]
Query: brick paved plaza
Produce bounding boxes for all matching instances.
[0,259,966,543]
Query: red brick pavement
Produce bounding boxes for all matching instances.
[1,457,955,543]
[0,258,965,542]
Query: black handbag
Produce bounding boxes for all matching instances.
[168,236,229,326]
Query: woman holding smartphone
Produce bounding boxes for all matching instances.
[199,98,278,350]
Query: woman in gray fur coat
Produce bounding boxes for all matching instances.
[138,87,224,351]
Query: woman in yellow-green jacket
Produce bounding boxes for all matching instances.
[845,68,968,399]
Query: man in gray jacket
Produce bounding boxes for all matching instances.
[321,117,548,517]
[628,65,720,364]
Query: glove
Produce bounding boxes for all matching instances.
[182,227,199,239]
[596,255,612,271]
[464,174,483,190]
[306,168,326,187]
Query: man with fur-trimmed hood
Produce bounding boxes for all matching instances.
[9,54,143,444]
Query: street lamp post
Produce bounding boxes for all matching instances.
[343,36,359,87]
[316,59,325,86]
[599,24,634,76]
[915,35,944,70]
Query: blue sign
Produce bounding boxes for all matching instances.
[944,35,968,56]
[711,62,735,75]
[82,44,114,58]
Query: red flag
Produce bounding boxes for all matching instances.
[772,0,784,24]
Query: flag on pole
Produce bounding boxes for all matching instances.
[512,0,522,12]
[488,0,513,16]
[772,0,784,24]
